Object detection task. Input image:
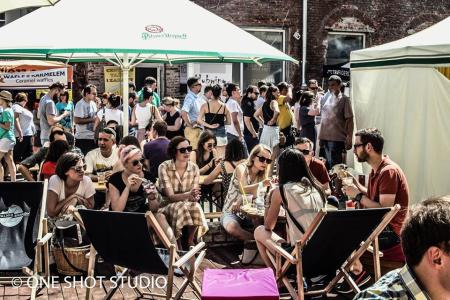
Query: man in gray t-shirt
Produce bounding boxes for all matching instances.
[74,84,98,155]
[38,82,68,144]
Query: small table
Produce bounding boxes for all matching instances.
[240,205,286,221]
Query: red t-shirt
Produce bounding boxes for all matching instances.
[309,158,330,185]
[367,156,409,236]
[41,161,57,180]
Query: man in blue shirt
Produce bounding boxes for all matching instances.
[355,196,450,299]
[181,76,204,150]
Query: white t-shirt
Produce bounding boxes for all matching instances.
[84,147,119,174]
[97,107,123,125]
[74,99,97,139]
[48,175,95,202]
[134,103,153,129]
[12,103,35,137]
[225,98,244,137]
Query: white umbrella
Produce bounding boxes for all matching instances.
[0,0,60,13]
[0,0,298,135]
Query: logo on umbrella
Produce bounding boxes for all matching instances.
[145,25,164,34]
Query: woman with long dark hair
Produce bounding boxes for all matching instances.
[197,84,231,158]
[299,91,320,152]
[254,85,280,175]
[241,85,260,153]
[254,148,325,269]
[190,130,218,175]
[41,140,70,180]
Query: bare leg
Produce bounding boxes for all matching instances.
[5,151,16,182]
[254,225,285,271]
[18,164,35,181]
[224,220,253,241]
[0,153,4,181]
[268,144,280,177]
[186,226,198,247]
[155,213,177,246]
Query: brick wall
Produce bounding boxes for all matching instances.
[76,1,450,96]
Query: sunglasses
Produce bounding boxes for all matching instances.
[299,149,311,155]
[132,158,145,166]
[177,146,193,154]
[207,143,216,148]
[256,155,273,164]
[353,143,367,150]
[71,165,87,173]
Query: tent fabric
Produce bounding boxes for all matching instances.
[0,0,59,13]
[351,67,450,204]
[0,0,297,65]
[351,16,450,68]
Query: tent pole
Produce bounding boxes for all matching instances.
[122,53,130,137]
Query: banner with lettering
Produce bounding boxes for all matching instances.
[104,66,136,96]
[0,67,69,89]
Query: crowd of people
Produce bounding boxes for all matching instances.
[0,74,448,298]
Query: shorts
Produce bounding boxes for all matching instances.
[0,138,15,153]
[220,211,253,230]
[210,127,227,146]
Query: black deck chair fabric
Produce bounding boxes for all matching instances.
[78,209,171,274]
[0,182,45,271]
[295,207,391,278]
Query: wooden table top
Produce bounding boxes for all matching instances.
[199,175,222,185]
[240,204,286,220]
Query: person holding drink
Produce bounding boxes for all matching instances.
[221,144,272,241]
[108,145,176,245]
[158,136,208,248]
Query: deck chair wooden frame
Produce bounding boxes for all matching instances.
[73,209,206,300]
[0,180,52,300]
[265,204,400,300]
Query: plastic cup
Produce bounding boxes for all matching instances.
[97,172,106,186]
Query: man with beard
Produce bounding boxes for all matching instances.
[38,82,70,145]
[343,128,409,250]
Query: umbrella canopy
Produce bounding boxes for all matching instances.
[351,16,450,68]
[0,0,298,65]
[0,0,60,13]
[0,0,297,134]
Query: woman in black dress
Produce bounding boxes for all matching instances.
[162,97,183,140]
[299,91,320,152]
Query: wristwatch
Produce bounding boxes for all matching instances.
[355,193,364,204]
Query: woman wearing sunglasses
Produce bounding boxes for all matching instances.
[108,145,158,213]
[190,131,219,176]
[158,136,208,248]
[254,148,326,269]
[221,144,272,241]
[47,152,95,218]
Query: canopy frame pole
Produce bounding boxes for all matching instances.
[121,53,130,137]
[129,53,141,66]
[130,54,158,69]
[115,53,125,69]
[64,53,74,66]
[251,57,263,67]
[165,54,173,66]
[96,53,121,67]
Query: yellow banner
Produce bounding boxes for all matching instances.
[104,66,136,96]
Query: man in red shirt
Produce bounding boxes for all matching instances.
[343,128,409,249]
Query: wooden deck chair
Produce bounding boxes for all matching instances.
[265,205,400,300]
[77,209,206,300]
[0,181,52,300]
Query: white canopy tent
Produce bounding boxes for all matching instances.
[350,16,450,204]
[0,0,298,134]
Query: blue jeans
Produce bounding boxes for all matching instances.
[322,140,345,168]
[227,133,249,158]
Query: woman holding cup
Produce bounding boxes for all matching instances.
[220,144,272,241]
[158,136,208,248]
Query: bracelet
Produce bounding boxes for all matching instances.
[355,192,364,204]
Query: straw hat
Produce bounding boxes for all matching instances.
[0,91,13,102]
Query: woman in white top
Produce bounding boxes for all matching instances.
[12,93,35,163]
[47,152,95,218]
[131,87,162,143]
[254,148,326,270]
[95,93,123,131]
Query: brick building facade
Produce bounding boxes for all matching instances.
[72,0,450,99]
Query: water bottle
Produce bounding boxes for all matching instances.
[256,182,265,213]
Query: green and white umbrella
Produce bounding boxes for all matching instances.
[0,0,60,13]
[0,0,298,134]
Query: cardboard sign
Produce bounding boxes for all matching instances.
[104,66,136,96]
